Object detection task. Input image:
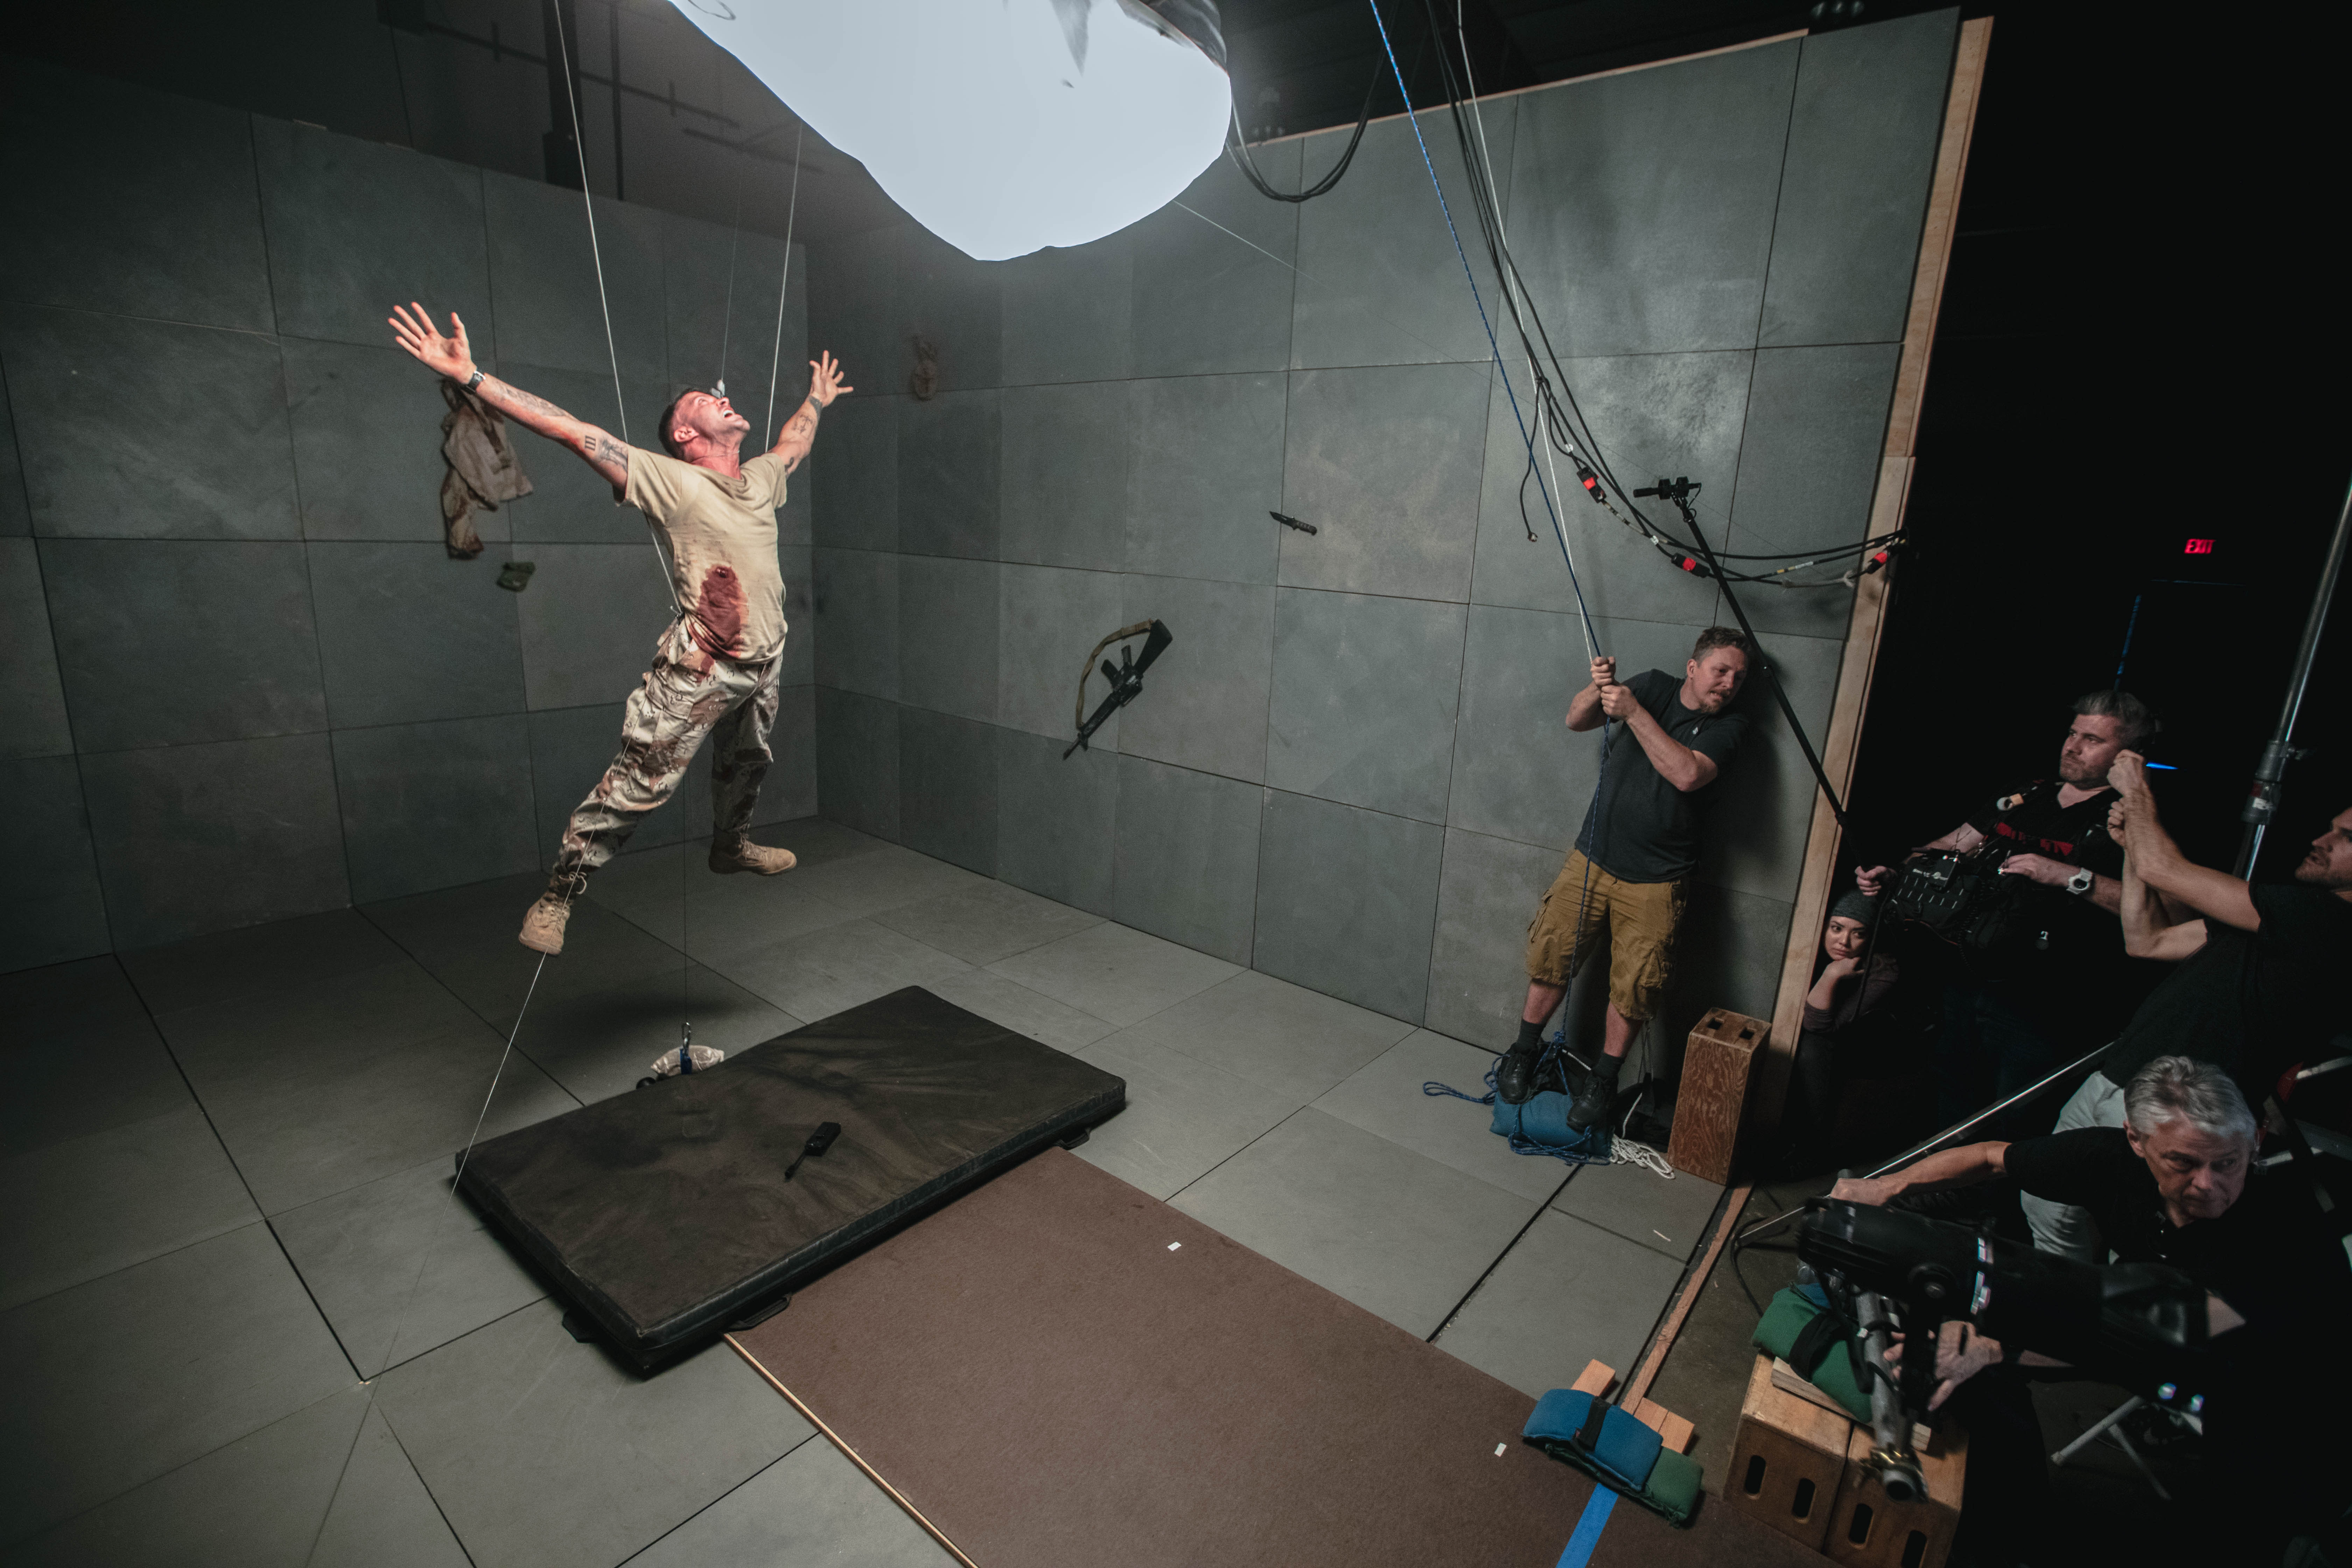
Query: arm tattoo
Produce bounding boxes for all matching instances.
[591,434,629,468]
[483,377,569,422]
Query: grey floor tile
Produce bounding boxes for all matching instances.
[1311,1030,1570,1205]
[270,1158,547,1380]
[922,969,1118,1055]
[0,1223,356,1544]
[870,879,1101,966]
[623,1437,954,1568]
[675,876,865,967]
[155,958,485,1084]
[1068,1037,1291,1201]
[781,843,994,919]
[760,816,892,868]
[119,908,406,1017]
[1120,967,1415,1105]
[1,960,190,1159]
[1,1105,258,1311]
[2,954,149,1043]
[1548,1155,1725,1261]
[513,962,803,1105]
[985,921,1239,1028]
[309,1405,472,1568]
[374,1299,810,1568]
[702,919,972,1025]
[1433,1209,1685,1400]
[1169,1108,1538,1338]
[0,1385,370,1567]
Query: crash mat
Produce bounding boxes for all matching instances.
[729,1147,1824,1568]
[456,986,1125,1370]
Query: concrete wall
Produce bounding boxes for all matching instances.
[0,57,811,968]
[803,13,1958,1068]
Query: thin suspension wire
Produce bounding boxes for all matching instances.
[765,126,806,440]
[715,193,742,394]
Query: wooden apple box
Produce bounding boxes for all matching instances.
[1822,1420,1967,1568]
[1666,1008,1768,1183]
[1726,1353,1851,1551]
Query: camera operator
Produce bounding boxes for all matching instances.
[2017,759,2352,1259]
[1855,692,2157,1140]
[1832,1056,2351,1561]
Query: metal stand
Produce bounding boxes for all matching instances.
[2051,1395,2174,1501]
[2234,469,2351,875]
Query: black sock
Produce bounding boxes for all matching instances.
[1592,1050,1624,1082]
[1513,1018,1544,1052]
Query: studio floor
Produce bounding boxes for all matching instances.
[1,818,1728,1568]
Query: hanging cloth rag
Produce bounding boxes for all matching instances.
[438,381,533,559]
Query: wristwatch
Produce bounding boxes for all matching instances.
[464,368,485,392]
[2066,867,2096,897]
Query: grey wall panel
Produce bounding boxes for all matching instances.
[1760,11,1958,348]
[1267,587,1465,824]
[513,544,677,711]
[1468,350,1751,625]
[0,363,26,536]
[897,390,1001,560]
[812,547,899,701]
[896,554,1000,724]
[285,338,483,544]
[526,699,707,860]
[998,233,1133,387]
[777,544,816,690]
[1448,608,1699,850]
[810,394,899,553]
[751,685,819,827]
[0,756,111,973]
[1508,41,1799,357]
[0,62,272,332]
[482,171,665,383]
[1721,343,1900,639]
[0,539,74,759]
[43,539,326,752]
[1127,148,1300,378]
[898,707,999,876]
[1658,884,1793,1076]
[815,686,899,842]
[1,307,300,541]
[80,733,349,950]
[1289,106,1518,370]
[997,727,1116,918]
[1700,629,1843,902]
[1423,827,1564,1047]
[1000,382,1130,572]
[661,215,794,412]
[1114,574,1275,784]
[494,362,669,544]
[1122,374,1288,585]
[807,227,900,411]
[253,120,490,350]
[331,714,538,903]
[1252,790,1445,1022]
[307,542,527,730]
[1279,362,1489,602]
[899,225,1004,395]
[998,564,1127,746]
[1111,755,1261,965]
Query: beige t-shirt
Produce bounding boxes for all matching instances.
[622,447,789,664]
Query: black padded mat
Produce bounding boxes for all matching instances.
[456,986,1125,1370]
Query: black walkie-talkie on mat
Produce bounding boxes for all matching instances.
[783,1121,841,1182]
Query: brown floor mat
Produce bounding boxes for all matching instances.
[731,1148,1822,1568]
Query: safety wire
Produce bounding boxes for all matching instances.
[764,126,805,439]
[1374,0,1663,1172]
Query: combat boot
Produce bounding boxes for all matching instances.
[709,835,797,876]
[518,872,587,954]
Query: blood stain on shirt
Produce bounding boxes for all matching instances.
[696,565,746,656]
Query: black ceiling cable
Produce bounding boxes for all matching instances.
[1227,56,1382,202]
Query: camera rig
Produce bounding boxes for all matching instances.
[1795,1200,2216,1503]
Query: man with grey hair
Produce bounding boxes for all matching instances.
[1854,691,2160,1139]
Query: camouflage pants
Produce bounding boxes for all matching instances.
[551,619,781,884]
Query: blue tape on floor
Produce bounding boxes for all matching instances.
[1555,1485,1617,1568]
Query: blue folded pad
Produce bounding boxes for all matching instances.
[1522,1389,1664,1490]
[1490,1088,1613,1163]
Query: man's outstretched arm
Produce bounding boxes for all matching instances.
[2110,752,2261,931]
[390,303,629,491]
[768,350,853,474]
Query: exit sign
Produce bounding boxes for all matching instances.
[2184,538,2216,555]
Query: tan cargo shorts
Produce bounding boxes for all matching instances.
[1524,848,1688,1022]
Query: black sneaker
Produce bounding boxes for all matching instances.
[1495,1043,1543,1105]
[1565,1074,1616,1131]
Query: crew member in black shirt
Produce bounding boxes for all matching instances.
[1498,628,1751,1129]
[1856,691,2157,1140]
[2021,752,2352,1257]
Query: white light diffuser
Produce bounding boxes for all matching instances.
[671,0,1231,261]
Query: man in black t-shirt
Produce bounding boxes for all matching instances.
[1856,691,2157,1140]
[2023,754,2352,1256]
[1498,628,1751,1127]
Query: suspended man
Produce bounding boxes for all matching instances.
[390,303,850,955]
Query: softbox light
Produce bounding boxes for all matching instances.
[671,0,1232,262]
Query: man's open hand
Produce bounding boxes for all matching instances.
[807,349,852,408]
[389,303,475,382]
[1997,852,2073,888]
[1885,1322,2002,1411]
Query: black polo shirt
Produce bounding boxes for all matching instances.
[1577,669,1748,883]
